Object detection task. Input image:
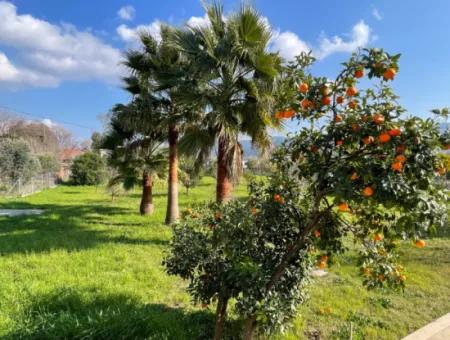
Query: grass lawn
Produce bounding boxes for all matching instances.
[0,177,449,339]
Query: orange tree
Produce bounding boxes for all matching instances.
[163,48,448,339]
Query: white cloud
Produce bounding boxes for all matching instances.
[270,31,310,61]
[0,1,123,88]
[0,51,58,87]
[186,14,211,28]
[117,21,162,45]
[269,21,371,61]
[314,21,371,59]
[41,118,57,127]
[118,5,135,21]
[372,7,382,21]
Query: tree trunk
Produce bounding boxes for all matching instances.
[242,316,257,340]
[213,296,229,340]
[216,136,232,203]
[165,124,179,224]
[140,171,154,215]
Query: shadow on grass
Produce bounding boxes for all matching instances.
[0,201,168,256]
[5,288,214,340]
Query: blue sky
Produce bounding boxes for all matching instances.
[0,0,449,140]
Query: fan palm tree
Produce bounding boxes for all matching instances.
[103,100,167,215]
[123,27,198,224]
[168,2,282,203]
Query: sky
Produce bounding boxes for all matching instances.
[0,0,449,140]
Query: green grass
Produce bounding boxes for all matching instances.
[0,177,449,339]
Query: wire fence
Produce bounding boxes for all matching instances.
[0,173,57,198]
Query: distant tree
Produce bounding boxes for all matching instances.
[90,132,103,152]
[0,138,40,184]
[9,121,59,154]
[69,152,106,185]
[103,101,167,215]
[179,157,201,195]
[246,156,273,176]
[38,154,60,174]
[52,125,76,150]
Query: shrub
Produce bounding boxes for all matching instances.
[70,151,106,185]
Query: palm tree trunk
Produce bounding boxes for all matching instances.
[216,136,232,203]
[140,171,154,215]
[165,124,179,224]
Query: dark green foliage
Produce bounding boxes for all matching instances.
[70,152,106,185]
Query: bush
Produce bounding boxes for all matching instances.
[70,152,106,185]
[0,138,40,184]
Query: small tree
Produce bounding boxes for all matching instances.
[178,157,201,195]
[164,48,448,339]
[38,154,60,174]
[0,138,40,185]
[70,152,106,185]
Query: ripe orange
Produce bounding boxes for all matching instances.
[346,86,357,97]
[284,109,295,118]
[336,140,344,146]
[374,233,383,241]
[251,207,258,215]
[351,123,361,132]
[336,96,344,104]
[273,194,284,204]
[391,161,403,172]
[354,69,364,78]
[301,99,312,110]
[362,186,374,197]
[348,100,358,109]
[350,172,358,181]
[396,144,406,154]
[388,128,401,137]
[320,255,329,262]
[314,230,321,238]
[399,274,406,282]
[383,68,396,80]
[299,82,309,93]
[338,202,350,212]
[378,133,391,143]
[335,114,343,123]
[378,274,386,281]
[318,261,327,269]
[415,239,425,248]
[395,155,407,163]
[373,114,385,125]
[322,96,331,106]
[363,136,375,145]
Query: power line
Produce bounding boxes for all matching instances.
[0,105,97,132]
